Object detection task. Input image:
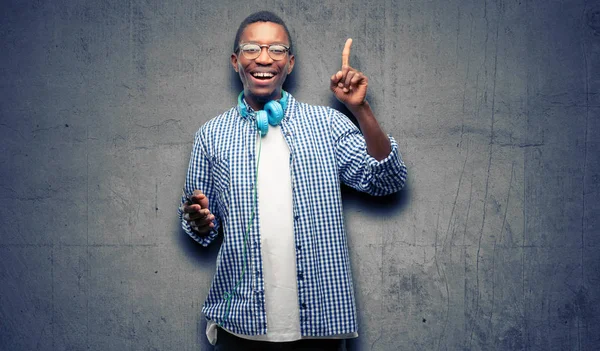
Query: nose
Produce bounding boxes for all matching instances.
[255,46,273,65]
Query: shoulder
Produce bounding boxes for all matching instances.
[195,107,238,139]
[202,107,238,131]
[190,107,240,156]
[292,100,354,130]
[288,97,338,121]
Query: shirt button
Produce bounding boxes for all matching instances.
[300,303,307,310]
[296,245,301,251]
[294,215,300,221]
[297,272,303,280]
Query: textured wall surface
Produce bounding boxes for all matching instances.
[1,0,599,350]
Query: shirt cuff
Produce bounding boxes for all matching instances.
[362,136,407,195]
[365,136,404,172]
[178,205,219,247]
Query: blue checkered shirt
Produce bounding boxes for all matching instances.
[178,94,407,337]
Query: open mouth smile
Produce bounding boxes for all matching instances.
[250,71,277,83]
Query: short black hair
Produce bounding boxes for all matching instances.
[233,11,293,54]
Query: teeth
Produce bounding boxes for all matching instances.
[252,72,274,78]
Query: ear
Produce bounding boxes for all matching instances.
[231,53,239,72]
[287,54,295,74]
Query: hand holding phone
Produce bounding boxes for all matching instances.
[182,189,215,235]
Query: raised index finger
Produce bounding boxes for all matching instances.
[342,38,352,67]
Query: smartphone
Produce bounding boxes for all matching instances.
[182,188,194,204]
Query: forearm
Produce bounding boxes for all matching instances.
[347,101,391,161]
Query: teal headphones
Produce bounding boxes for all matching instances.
[237,90,288,136]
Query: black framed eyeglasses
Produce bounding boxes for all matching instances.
[236,43,290,61]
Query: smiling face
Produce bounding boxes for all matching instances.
[231,21,295,111]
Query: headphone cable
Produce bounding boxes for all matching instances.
[219,129,262,327]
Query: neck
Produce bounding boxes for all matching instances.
[245,91,282,111]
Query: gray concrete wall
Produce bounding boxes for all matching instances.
[1,0,598,350]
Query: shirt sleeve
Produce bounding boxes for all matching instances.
[330,108,408,196]
[178,128,221,247]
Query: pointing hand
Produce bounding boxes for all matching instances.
[330,38,368,108]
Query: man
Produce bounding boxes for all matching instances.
[179,11,407,350]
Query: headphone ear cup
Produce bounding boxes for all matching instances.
[264,100,284,126]
[256,110,269,137]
